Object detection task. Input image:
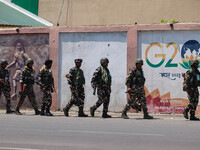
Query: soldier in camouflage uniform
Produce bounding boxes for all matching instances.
[63,59,88,117]
[90,58,112,118]
[183,59,200,120]
[0,60,14,114]
[15,59,40,115]
[36,60,54,116]
[121,59,153,119]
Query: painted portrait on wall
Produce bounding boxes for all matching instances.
[0,34,49,109]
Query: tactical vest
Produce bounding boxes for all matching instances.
[22,67,35,85]
[0,68,9,86]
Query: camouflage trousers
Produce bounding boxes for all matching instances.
[17,86,38,110]
[186,88,199,112]
[92,87,110,113]
[65,86,85,109]
[41,90,52,110]
[123,87,148,112]
[0,86,11,110]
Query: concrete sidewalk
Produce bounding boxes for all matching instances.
[0,109,190,120]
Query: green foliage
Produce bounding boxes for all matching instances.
[160,18,178,24]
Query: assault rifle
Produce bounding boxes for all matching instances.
[125,87,143,94]
[93,85,97,95]
[36,80,55,93]
[19,83,27,97]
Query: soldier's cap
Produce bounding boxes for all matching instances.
[135,59,143,65]
[74,59,82,63]
[25,59,34,65]
[190,59,199,66]
[0,60,8,65]
[100,57,109,65]
[45,60,53,65]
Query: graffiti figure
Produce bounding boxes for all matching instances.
[183,59,200,120]
[63,59,88,117]
[90,58,112,118]
[7,42,30,99]
[121,59,153,119]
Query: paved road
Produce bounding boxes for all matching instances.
[0,111,200,150]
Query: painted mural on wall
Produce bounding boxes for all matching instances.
[139,31,200,114]
[0,34,49,109]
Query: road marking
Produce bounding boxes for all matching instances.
[59,130,164,136]
[0,147,45,150]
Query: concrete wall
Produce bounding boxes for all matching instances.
[38,0,200,26]
[1,23,200,114]
[59,32,127,111]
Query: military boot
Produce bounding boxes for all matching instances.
[46,107,53,116]
[78,107,88,117]
[190,111,199,121]
[121,110,129,119]
[90,107,96,117]
[143,109,153,119]
[6,103,14,114]
[15,107,22,115]
[183,108,189,119]
[63,107,70,117]
[102,111,112,118]
[34,108,40,115]
[6,108,14,114]
[40,109,45,116]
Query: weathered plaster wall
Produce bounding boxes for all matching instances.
[38,0,200,26]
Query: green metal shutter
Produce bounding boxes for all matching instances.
[12,0,38,15]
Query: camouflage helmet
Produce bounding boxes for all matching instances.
[190,59,199,66]
[45,60,53,65]
[0,60,8,65]
[74,59,82,63]
[25,59,34,66]
[135,59,143,65]
[100,58,109,65]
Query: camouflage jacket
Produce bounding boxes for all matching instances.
[126,67,145,89]
[68,67,85,87]
[184,67,200,90]
[0,66,10,87]
[20,66,35,86]
[91,66,112,88]
[36,65,54,90]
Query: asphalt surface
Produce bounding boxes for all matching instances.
[0,110,200,150]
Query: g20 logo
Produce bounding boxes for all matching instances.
[145,40,200,69]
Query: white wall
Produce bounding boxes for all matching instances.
[59,32,127,112]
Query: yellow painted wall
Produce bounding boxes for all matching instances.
[38,0,200,26]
